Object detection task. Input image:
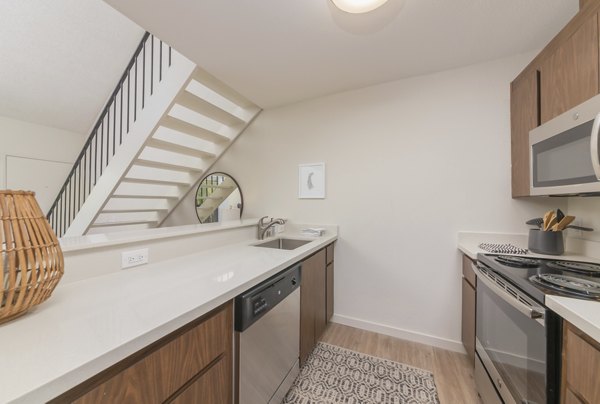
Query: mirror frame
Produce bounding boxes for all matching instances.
[194,172,244,224]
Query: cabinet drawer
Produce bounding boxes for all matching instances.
[326,244,334,265]
[462,255,476,288]
[72,304,231,404]
[564,324,600,404]
[169,356,229,404]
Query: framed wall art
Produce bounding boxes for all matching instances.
[298,163,325,199]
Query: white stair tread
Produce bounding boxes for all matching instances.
[114,181,183,198]
[104,197,174,211]
[137,146,206,172]
[153,126,217,156]
[126,165,194,185]
[169,104,237,140]
[185,79,254,123]
[146,138,215,159]
[192,67,255,109]
[175,90,243,126]
[96,211,161,224]
[160,115,230,144]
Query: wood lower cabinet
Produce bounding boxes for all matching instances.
[540,12,599,124]
[561,321,600,404]
[52,302,233,404]
[461,255,476,366]
[300,243,335,365]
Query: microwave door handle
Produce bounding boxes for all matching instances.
[591,113,600,180]
[475,266,544,321]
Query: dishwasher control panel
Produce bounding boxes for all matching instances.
[234,264,301,332]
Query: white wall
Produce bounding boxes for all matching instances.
[0,115,85,212]
[566,197,600,242]
[165,52,564,350]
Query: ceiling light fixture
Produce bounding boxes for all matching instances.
[330,0,389,14]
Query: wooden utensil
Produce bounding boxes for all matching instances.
[542,210,554,231]
[543,211,557,231]
[553,215,576,231]
[545,214,558,231]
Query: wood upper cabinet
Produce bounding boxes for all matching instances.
[300,243,334,366]
[53,302,233,404]
[510,69,539,197]
[540,13,599,124]
[561,321,600,404]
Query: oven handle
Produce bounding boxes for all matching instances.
[474,264,545,322]
[591,112,600,180]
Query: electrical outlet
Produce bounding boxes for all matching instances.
[121,248,149,269]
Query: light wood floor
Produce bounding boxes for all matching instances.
[320,323,480,404]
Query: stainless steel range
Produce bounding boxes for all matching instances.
[474,254,600,404]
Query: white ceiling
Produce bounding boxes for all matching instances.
[0,0,144,134]
[104,0,578,109]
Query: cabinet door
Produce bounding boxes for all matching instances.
[510,69,538,197]
[562,322,600,404]
[169,356,229,404]
[59,303,232,404]
[300,248,327,365]
[461,277,476,365]
[326,262,334,323]
[540,13,599,123]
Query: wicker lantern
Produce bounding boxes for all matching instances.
[0,190,64,324]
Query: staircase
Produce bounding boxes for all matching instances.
[47,33,260,237]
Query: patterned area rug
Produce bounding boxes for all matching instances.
[284,342,440,404]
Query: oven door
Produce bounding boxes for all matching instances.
[530,93,600,195]
[475,266,548,404]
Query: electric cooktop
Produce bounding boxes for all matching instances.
[477,254,600,304]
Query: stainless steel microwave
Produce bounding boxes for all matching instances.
[530,93,600,195]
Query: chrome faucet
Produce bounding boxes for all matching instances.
[258,216,285,240]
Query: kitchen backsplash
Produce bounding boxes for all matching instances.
[567,197,600,242]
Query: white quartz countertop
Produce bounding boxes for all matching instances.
[546,296,600,344]
[458,231,600,345]
[457,231,600,263]
[0,230,337,404]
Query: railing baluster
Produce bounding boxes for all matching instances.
[46,32,170,235]
[142,40,146,109]
[113,97,116,155]
[100,122,104,176]
[134,57,138,122]
[151,35,154,96]
[120,84,123,144]
[127,74,131,132]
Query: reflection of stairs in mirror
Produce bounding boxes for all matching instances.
[54,39,261,236]
[195,175,238,223]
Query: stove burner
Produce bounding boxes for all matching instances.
[530,274,600,299]
[547,260,600,276]
[495,255,540,268]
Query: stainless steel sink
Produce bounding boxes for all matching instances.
[254,238,311,250]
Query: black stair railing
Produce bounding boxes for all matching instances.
[46,32,173,237]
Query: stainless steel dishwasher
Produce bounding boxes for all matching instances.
[235,264,301,404]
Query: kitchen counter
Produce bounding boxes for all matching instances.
[546,296,600,344]
[458,231,600,345]
[0,229,337,404]
[458,231,600,263]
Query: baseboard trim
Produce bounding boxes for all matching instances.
[330,314,466,354]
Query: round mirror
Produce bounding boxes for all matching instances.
[195,172,243,224]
